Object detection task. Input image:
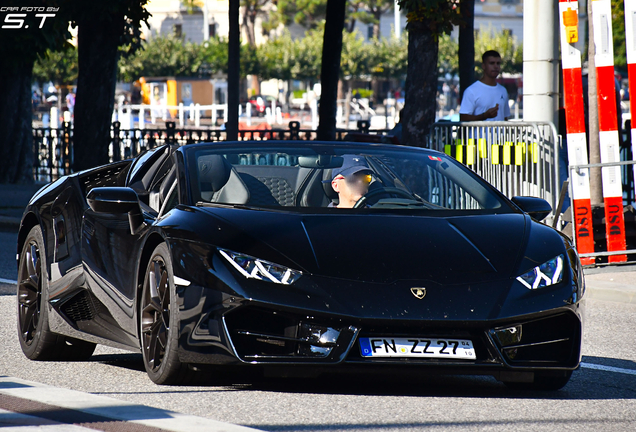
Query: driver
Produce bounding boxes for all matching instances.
[329,155,374,208]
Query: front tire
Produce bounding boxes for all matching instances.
[140,243,191,384]
[17,226,96,361]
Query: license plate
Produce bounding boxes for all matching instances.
[359,337,476,360]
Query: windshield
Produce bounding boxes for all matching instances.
[185,143,512,213]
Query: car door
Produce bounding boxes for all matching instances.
[81,203,154,347]
[79,147,175,347]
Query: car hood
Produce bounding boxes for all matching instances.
[198,208,528,285]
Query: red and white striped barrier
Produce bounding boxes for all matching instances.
[559,0,595,265]
[626,0,636,207]
[592,0,627,263]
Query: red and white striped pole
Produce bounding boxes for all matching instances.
[559,0,595,265]
[625,0,636,204]
[592,0,627,263]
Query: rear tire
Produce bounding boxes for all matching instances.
[140,243,191,384]
[504,371,572,391]
[17,226,96,361]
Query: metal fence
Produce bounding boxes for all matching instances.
[426,121,561,214]
[31,120,389,183]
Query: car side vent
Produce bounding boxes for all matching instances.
[61,290,100,323]
[80,161,130,195]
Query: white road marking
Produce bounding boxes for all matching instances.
[581,362,636,376]
[0,377,261,432]
[0,278,17,285]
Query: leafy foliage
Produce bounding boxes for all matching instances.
[61,0,151,57]
[346,0,395,38]
[33,44,79,85]
[118,35,261,81]
[612,0,625,69]
[270,0,328,29]
[367,33,408,79]
[397,0,464,36]
[473,25,523,74]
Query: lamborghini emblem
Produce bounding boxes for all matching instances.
[410,287,427,299]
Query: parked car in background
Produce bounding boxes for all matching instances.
[243,95,277,116]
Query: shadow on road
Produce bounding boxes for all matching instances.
[87,352,636,400]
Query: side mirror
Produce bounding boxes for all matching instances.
[87,187,145,234]
[511,196,552,221]
[87,187,140,213]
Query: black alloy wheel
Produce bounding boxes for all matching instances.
[140,243,190,384]
[18,233,43,348]
[17,226,95,361]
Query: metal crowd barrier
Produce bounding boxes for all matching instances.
[426,121,561,215]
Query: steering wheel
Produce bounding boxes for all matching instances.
[353,187,417,208]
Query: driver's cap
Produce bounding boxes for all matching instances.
[332,155,371,180]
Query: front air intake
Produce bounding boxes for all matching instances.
[490,312,581,367]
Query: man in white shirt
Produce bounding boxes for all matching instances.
[460,50,510,121]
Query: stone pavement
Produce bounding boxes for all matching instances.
[0,182,634,301]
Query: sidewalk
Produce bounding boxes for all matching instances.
[0,183,45,228]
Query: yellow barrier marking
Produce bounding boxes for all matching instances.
[466,143,476,165]
[478,139,487,158]
[503,142,512,165]
[492,144,500,165]
[455,144,464,164]
[515,143,525,166]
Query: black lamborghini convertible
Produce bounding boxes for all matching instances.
[17,141,585,389]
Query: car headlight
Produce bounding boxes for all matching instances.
[516,255,564,290]
[219,249,302,285]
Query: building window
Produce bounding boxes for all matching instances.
[173,23,182,38]
[209,23,216,38]
[503,29,513,37]
[367,24,373,40]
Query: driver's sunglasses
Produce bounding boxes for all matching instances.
[345,173,373,185]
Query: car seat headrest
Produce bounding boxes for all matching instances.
[198,155,232,192]
[322,168,339,201]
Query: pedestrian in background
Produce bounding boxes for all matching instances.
[460,50,510,121]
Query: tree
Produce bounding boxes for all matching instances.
[346,0,394,39]
[397,0,464,146]
[0,0,71,183]
[290,29,323,84]
[33,44,79,87]
[368,33,408,81]
[458,0,474,101]
[257,31,295,81]
[118,35,206,81]
[317,0,347,140]
[65,0,150,171]
[612,0,626,69]
[437,33,458,76]
[269,0,328,29]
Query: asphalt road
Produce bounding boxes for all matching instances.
[1,229,636,431]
